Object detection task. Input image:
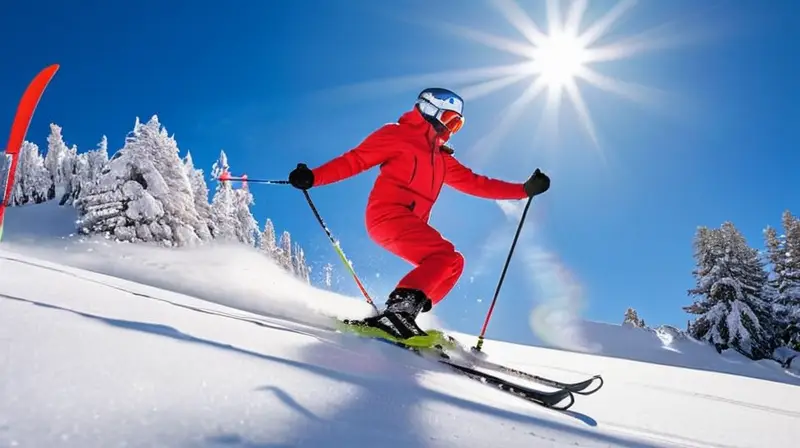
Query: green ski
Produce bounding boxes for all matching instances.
[336,319,458,350]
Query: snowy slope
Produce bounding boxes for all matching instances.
[2,203,800,447]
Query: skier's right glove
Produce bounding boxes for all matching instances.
[523,168,550,197]
[289,163,314,190]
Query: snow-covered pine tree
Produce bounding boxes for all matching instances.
[622,308,645,328]
[259,218,278,259]
[233,183,258,246]
[277,230,295,274]
[765,210,800,349]
[87,136,110,173]
[75,116,210,245]
[683,222,777,359]
[11,141,52,206]
[71,152,89,199]
[73,136,110,202]
[183,151,213,238]
[138,117,212,242]
[292,242,311,283]
[209,150,240,241]
[60,141,78,205]
[44,123,75,203]
[781,211,800,350]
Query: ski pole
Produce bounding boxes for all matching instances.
[473,195,534,353]
[219,170,378,313]
[301,189,378,313]
[216,173,289,185]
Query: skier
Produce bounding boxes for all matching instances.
[288,87,551,339]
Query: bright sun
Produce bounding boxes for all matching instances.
[327,0,682,157]
[533,32,588,87]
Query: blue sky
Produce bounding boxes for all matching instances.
[1,0,797,345]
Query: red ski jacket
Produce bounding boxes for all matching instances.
[311,107,527,228]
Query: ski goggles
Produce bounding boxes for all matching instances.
[438,109,465,134]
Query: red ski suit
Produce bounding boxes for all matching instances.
[312,107,527,305]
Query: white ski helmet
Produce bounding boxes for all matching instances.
[415,87,465,134]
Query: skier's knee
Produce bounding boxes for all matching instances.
[442,250,464,282]
[433,239,463,272]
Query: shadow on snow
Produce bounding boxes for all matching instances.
[1,293,665,448]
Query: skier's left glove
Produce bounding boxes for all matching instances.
[523,168,550,197]
[289,163,314,190]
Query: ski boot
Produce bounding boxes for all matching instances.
[344,287,432,340]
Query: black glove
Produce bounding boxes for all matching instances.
[523,168,550,197]
[289,163,314,190]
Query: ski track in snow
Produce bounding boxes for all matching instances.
[1,203,800,447]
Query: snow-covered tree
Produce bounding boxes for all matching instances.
[277,230,294,273]
[11,141,52,206]
[0,155,9,198]
[683,222,777,359]
[11,116,322,282]
[69,152,90,201]
[75,154,168,243]
[73,136,110,201]
[258,219,311,280]
[87,136,110,174]
[60,143,78,205]
[183,151,212,237]
[44,123,77,203]
[765,210,800,349]
[207,150,258,245]
[233,183,258,246]
[622,308,645,328]
[259,218,278,258]
[292,242,311,283]
[75,116,210,245]
[209,150,241,241]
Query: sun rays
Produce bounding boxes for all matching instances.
[447,0,670,160]
[313,0,706,163]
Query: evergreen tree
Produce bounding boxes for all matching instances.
[10,116,319,282]
[233,183,258,246]
[277,230,294,273]
[75,116,209,245]
[87,136,110,174]
[622,308,645,328]
[765,210,800,349]
[70,151,90,201]
[11,141,52,206]
[209,150,252,243]
[683,222,777,359]
[44,123,74,203]
[71,136,110,202]
[292,242,311,283]
[259,218,278,259]
[209,150,236,240]
[183,151,213,237]
[60,141,78,205]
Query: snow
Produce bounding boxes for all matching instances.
[2,204,800,447]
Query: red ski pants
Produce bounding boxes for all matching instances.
[367,212,464,305]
